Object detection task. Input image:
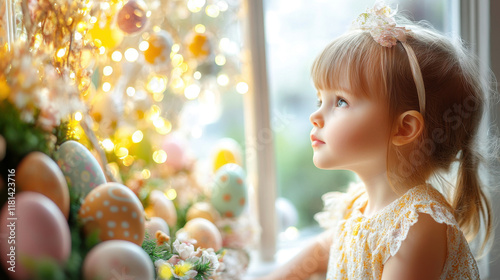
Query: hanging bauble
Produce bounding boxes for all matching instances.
[186,31,213,60]
[89,20,124,49]
[143,31,173,66]
[116,0,148,34]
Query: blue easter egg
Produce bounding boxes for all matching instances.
[55,140,107,197]
[211,163,247,218]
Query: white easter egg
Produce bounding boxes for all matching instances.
[144,217,170,240]
[82,240,154,280]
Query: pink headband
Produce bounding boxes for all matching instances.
[353,1,426,116]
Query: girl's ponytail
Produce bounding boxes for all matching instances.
[453,144,493,256]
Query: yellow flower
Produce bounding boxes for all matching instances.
[174,262,193,277]
[158,263,173,279]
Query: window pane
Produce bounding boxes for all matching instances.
[264,0,455,231]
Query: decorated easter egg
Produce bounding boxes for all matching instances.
[145,190,177,226]
[144,217,170,240]
[186,202,220,223]
[186,32,212,59]
[211,138,243,173]
[116,0,148,34]
[211,163,247,218]
[79,182,145,246]
[82,240,154,280]
[180,218,222,251]
[89,20,124,49]
[144,31,173,66]
[16,151,70,219]
[55,140,107,198]
[0,192,71,279]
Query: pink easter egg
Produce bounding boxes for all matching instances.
[161,136,186,171]
[0,192,71,279]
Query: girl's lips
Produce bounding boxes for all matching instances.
[311,135,325,146]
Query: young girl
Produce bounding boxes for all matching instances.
[258,2,494,280]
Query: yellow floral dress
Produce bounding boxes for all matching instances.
[315,182,479,280]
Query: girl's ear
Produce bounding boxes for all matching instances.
[391,110,424,146]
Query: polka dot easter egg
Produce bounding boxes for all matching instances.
[55,140,106,198]
[211,163,247,218]
[79,183,145,246]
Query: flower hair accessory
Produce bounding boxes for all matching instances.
[353,1,409,48]
[353,1,426,115]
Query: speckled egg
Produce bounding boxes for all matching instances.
[17,152,70,219]
[79,183,145,246]
[211,163,247,218]
[82,240,154,280]
[180,218,222,251]
[55,140,107,198]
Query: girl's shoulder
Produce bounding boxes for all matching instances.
[379,184,479,277]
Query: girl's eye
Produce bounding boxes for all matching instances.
[337,98,348,108]
[317,99,322,107]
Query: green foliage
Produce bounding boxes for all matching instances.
[141,232,174,265]
[192,261,211,280]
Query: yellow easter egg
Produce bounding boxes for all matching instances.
[79,183,145,246]
[211,138,243,173]
[181,218,222,251]
[16,152,70,219]
[89,20,124,49]
[186,202,220,223]
[145,190,177,226]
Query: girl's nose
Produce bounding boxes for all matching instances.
[310,110,324,128]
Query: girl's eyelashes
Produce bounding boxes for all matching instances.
[315,95,348,108]
[336,97,348,108]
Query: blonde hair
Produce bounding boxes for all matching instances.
[311,23,494,256]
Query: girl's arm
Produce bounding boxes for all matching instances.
[255,229,333,280]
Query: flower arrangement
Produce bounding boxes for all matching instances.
[352,0,409,48]
[142,230,224,280]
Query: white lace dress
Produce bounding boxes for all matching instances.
[315,182,479,280]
